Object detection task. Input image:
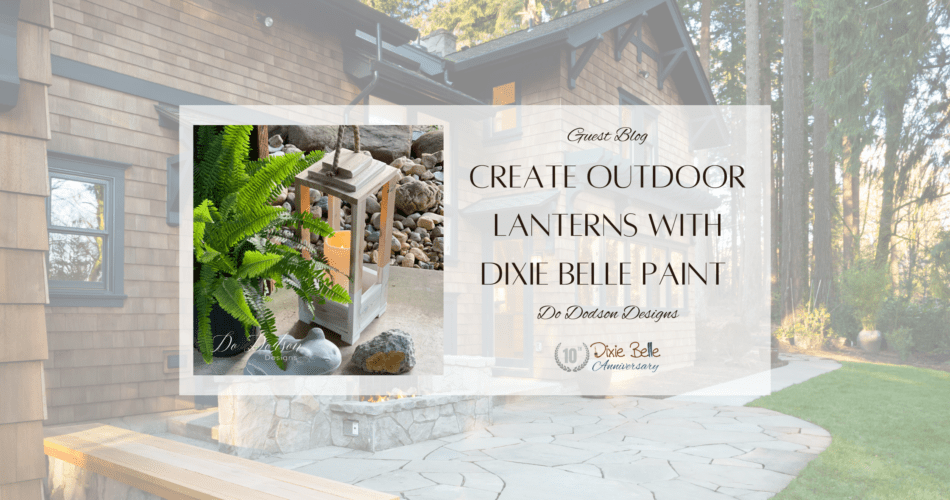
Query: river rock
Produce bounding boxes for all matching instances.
[395,180,439,215]
[351,329,416,374]
[411,130,443,157]
[366,196,381,214]
[417,213,443,230]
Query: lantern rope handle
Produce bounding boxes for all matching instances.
[330,125,361,175]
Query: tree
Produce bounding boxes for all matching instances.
[700,0,711,78]
[812,21,832,306]
[780,0,805,322]
[415,0,605,48]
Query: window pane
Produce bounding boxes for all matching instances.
[50,177,106,230]
[630,244,645,304]
[606,239,624,307]
[578,236,601,306]
[493,82,517,132]
[671,250,685,308]
[493,82,516,105]
[48,232,105,282]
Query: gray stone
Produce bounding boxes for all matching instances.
[411,129,443,157]
[600,458,677,483]
[371,212,381,230]
[403,485,495,500]
[417,213,443,230]
[273,187,288,204]
[409,248,429,263]
[421,151,442,169]
[243,328,341,375]
[296,458,405,485]
[433,171,444,182]
[366,231,380,243]
[276,419,312,454]
[395,180,439,215]
[431,415,460,439]
[269,134,283,148]
[391,236,402,253]
[735,448,815,475]
[482,443,599,466]
[393,231,408,248]
[285,125,411,164]
[351,329,416,374]
[405,163,427,176]
[366,196,381,214]
[409,421,435,442]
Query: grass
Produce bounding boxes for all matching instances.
[748,361,950,500]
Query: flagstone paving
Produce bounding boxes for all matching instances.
[257,395,833,499]
[246,355,839,499]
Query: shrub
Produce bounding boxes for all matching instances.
[830,301,862,344]
[840,259,890,330]
[775,305,833,349]
[888,327,914,361]
[878,297,950,355]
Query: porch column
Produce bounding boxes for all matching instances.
[0,1,53,499]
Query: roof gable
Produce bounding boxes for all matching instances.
[446,0,715,106]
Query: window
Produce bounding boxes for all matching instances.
[619,89,659,164]
[489,81,521,138]
[47,152,130,307]
[575,236,689,313]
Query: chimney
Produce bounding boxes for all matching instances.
[420,28,458,57]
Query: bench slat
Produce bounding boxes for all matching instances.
[44,424,398,500]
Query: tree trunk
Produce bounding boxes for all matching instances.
[781,0,806,322]
[812,35,832,307]
[875,90,904,267]
[841,136,859,265]
[746,0,760,106]
[700,0,711,78]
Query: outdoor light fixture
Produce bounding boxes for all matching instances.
[639,70,650,79]
[257,14,274,27]
[294,130,399,345]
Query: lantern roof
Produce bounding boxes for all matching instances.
[297,149,399,205]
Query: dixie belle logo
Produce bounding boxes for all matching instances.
[555,341,660,372]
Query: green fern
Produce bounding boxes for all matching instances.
[193,126,348,368]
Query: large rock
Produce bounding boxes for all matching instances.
[351,329,416,374]
[411,129,443,157]
[284,125,411,164]
[395,180,439,215]
[244,328,341,375]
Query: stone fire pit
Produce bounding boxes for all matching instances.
[219,392,492,458]
[329,395,491,452]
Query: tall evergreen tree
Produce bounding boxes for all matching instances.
[781,0,806,321]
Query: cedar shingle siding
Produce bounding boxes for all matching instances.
[41,0,705,424]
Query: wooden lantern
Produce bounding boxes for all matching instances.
[294,148,399,344]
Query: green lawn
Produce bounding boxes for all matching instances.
[748,362,950,500]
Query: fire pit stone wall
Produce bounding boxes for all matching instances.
[329,395,491,452]
[219,392,492,458]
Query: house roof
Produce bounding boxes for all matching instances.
[446,0,638,65]
[444,0,716,106]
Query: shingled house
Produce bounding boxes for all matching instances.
[0,0,712,494]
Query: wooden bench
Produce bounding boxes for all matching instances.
[44,424,397,500]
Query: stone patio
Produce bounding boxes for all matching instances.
[180,355,841,499]
[253,390,834,499]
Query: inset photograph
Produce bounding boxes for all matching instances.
[192,125,444,377]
